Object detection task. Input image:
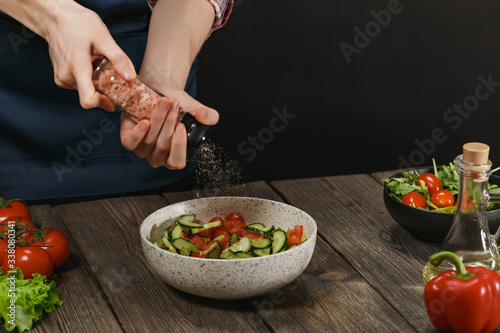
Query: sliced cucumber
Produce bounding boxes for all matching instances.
[170,224,184,241]
[250,237,272,249]
[227,236,251,253]
[301,231,307,243]
[246,223,274,236]
[172,238,198,256]
[288,244,298,250]
[161,236,177,253]
[189,219,223,235]
[236,252,257,259]
[229,232,239,246]
[272,230,287,254]
[220,250,237,259]
[207,241,222,259]
[176,214,202,228]
[253,247,271,256]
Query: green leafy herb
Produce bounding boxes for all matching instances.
[0,268,63,332]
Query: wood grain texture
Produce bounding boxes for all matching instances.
[53,194,268,333]
[164,181,415,332]
[0,205,123,333]
[271,175,441,332]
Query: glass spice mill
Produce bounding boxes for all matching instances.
[423,142,500,283]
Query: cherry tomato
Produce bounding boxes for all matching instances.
[0,216,36,240]
[431,189,455,208]
[402,191,427,209]
[224,213,244,223]
[2,246,53,279]
[0,198,31,223]
[417,173,442,195]
[0,239,8,262]
[30,228,70,269]
[223,220,246,234]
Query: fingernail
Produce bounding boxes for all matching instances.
[159,99,170,112]
[139,121,149,131]
[123,66,136,80]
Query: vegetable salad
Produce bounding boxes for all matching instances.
[384,160,500,213]
[152,212,307,259]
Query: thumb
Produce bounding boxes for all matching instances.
[191,106,219,126]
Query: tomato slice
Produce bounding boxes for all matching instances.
[236,229,262,239]
[190,235,206,248]
[286,225,303,240]
[223,220,246,234]
[287,235,301,248]
[212,230,230,250]
[224,213,244,223]
[192,251,207,258]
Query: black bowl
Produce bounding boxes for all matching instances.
[383,168,500,242]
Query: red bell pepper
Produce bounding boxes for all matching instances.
[424,251,500,333]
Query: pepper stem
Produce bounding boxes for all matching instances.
[429,251,476,280]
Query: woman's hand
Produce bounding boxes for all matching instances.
[43,2,135,111]
[119,86,219,169]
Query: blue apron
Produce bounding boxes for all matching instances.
[0,0,197,203]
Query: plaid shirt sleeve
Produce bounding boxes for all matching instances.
[146,0,233,33]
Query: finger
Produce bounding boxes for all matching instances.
[93,35,136,81]
[72,53,104,109]
[148,99,180,167]
[142,98,170,147]
[121,119,150,152]
[166,122,187,170]
[191,106,219,125]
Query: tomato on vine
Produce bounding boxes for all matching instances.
[29,228,70,269]
[0,216,36,240]
[2,246,53,279]
[0,198,31,223]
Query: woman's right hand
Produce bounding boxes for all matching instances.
[41,1,136,111]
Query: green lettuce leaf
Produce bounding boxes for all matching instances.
[0,268,63,332]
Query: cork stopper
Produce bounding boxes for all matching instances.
[463,142,490,165]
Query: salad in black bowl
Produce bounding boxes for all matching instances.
[383,161,500,242]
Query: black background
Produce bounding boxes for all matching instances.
[196,0,500,183]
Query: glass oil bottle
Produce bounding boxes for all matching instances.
[423,142,500,283]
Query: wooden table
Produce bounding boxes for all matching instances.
[4,172,497,333]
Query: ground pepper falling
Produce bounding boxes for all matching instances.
[193,140,246,194]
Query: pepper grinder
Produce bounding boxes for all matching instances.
[423,143,500,283]
[92,57,210,160]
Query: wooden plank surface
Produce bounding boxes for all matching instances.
[164,181,416,332]
[0,205,123,333]
[271,175,441,332]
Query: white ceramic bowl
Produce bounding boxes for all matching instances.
[140,196,317,300]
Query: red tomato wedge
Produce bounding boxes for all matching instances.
[224,212,244,223]
[223,220,246,234]
[212,230,230,250]
[192,251,207,258]
[287,235,301,248]
[236,229,262,239]
[190,235,206,248]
